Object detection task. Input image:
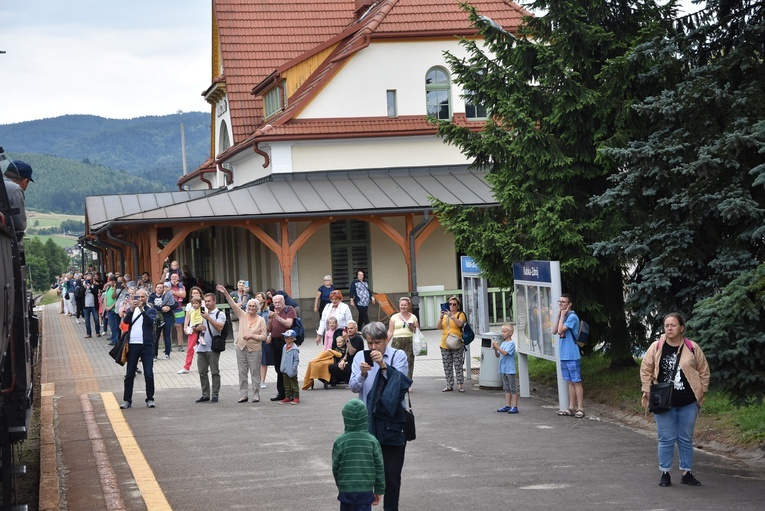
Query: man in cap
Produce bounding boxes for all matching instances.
[3,160,34,237]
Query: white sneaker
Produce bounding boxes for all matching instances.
[260,383,267,389]
[177,368,189,374]
[163,354,170,360]
[76,319,81,324]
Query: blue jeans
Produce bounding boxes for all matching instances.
[654,402,698,471]
[108,310,120,345]
[83,306,100,336]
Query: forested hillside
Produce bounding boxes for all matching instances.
[9,153,168,214]
[0,113,210,211]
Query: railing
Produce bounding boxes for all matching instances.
[417,288,513,329]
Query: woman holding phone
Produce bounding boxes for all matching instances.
[437,295,467,392]
[387,296,418,380]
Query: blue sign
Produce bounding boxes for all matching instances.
[513,261,552,284]
[460,256,481,276]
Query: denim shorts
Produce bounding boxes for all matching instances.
[561,360,582,383]
[502,373,518,394]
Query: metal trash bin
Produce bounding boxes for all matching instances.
[479,332,503,389]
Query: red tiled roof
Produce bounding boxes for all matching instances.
[213,0,359,142]
[375,0,529,36]
[209,0,529,165]
[250,114,483,141]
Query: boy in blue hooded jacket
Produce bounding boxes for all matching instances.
[332,399,385,510]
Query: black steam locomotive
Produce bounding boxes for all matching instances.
[0,147,39,510]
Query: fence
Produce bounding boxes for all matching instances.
[418,288,513,329]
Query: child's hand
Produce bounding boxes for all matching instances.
[372,495,382,506]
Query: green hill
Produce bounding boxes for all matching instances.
[0,113,210,213]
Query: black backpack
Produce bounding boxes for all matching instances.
[290,307,305,346]
[575,319,590,347]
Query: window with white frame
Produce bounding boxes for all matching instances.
[425,67,451,120]
[264,84,285,118]
[464,90,488,120]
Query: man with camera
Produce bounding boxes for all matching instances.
[195,293,226,403]
[120,289,159,409]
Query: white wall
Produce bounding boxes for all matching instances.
[299,39,475,119]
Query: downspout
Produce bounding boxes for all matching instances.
[408,211,430,320]
[216,161,234,186]
[106,229,139,277]
[253,141,270,168]
[97,235,125,275]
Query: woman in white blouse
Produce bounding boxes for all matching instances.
[315,290,353,347]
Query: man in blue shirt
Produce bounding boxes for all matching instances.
[350,322,410,511]
[553,294,584,418]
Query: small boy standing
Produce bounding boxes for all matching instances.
[185,296,206,345]
[492,323,519,414]
[279,329,300,404]
[332,399,385,511]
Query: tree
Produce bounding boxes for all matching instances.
[592,0,765,344]
[434,0,674,365]
[43,238,69,284]
[690,263,765,404]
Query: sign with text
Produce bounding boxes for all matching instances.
[513,261,560,362]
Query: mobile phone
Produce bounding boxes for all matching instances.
[344,327,348,333]
[200,306,206,313]
[440,302,449,312]
[363,349,373,366]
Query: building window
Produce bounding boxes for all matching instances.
[425,67,451,120]
[218,120,231,153]
[264,85,285,118]
[330,220,370,291]
[464,90,488,120]
[387,90,397,118]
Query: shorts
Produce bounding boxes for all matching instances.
[174,310,186,324]
[560,359,582,383]
[502,373,518,394]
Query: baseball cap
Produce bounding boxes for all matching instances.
[283,329,297,339]
[8,160,34,182]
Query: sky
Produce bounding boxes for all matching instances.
[0,1,211,124]
[0,1,704,126]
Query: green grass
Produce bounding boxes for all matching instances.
[527,353,765,448]
[38,289,61,306]
[27,234,77,249]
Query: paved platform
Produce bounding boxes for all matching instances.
[38,304,765,510]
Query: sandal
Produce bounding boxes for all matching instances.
[557,408,575,416]
[574,409,585,419]
[442,387,453,392]
[458,386,465,393]
[237,398,248,403]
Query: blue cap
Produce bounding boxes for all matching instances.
[9,160,34,182]
[283,329,297,339]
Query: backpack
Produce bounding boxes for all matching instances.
[290,307,305,346]
[575,319,590,348]
[208,310,230,353]
[74,283,85,299]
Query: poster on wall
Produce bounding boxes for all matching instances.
[513,261,561,362]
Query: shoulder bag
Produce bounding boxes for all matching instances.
[404,390,416,441]
[648,342,683,414]
[207,310,227,353]
[445,314,464,350]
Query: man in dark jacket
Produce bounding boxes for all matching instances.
[120,288,159,409]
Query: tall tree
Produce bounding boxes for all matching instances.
[435,0,673,365]
[592,0,765,341]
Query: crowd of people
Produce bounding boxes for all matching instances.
[54,265,710,506]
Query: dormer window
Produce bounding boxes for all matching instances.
[264,83,286,118]
[425,67,451,120]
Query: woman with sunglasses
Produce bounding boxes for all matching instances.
[437,296,466,392]
[387,296,419,381]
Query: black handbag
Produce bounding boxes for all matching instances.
[648,343,683,414]
[109,331,130,366]
[403,390,416,441]
[211,335,227,353]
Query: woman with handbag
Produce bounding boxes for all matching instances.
[387,296,418,381]
[436,295,466,393]
[640,312,710,488]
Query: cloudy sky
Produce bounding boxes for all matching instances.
[1,1,210,124]
[1,1,703,126]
